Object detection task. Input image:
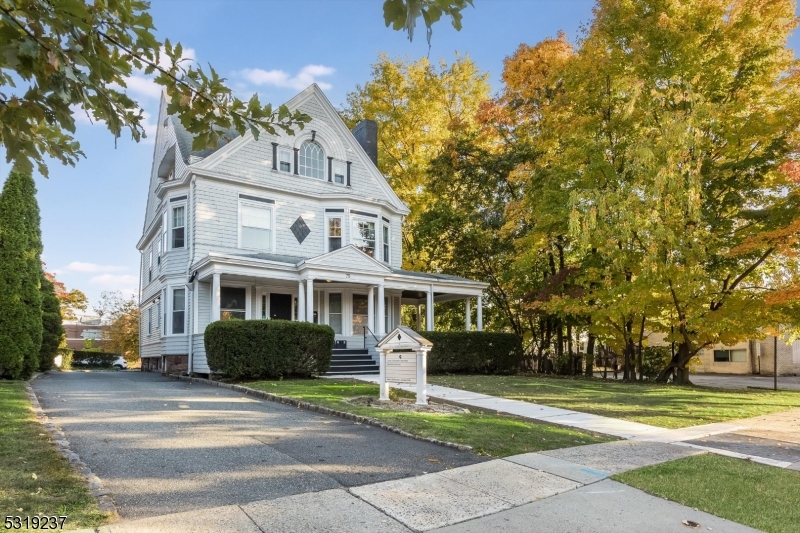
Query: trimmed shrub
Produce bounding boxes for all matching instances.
[56,348,73,368]
[424,331,523,374]
[642,345,672,380]
[39,273,64,371]
[71,351,119,367]
[205,319,334,380]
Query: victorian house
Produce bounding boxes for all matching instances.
[137,84,487,375]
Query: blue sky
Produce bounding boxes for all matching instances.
[1,0,798,313]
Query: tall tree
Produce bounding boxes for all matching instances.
[342,54,490,270]
[0,170,42,379]
[44,271,87,321]
[39,271,64,371]
[548,0,800,383]
[97,291,139,361]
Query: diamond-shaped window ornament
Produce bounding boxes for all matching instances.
[290,216,311,244]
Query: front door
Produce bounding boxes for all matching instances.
[270,293,292,320]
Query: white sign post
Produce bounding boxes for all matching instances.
[377,326,433,405]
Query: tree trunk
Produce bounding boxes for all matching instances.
[585,333,595,377]
[567,324,574,375]
[556,321,563,373]
[637,315,646,382]
[623,318,633,381]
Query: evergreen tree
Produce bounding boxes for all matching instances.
[39,272,64,372]
[0,171,43,379]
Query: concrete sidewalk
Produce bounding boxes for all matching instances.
[334,374,799,469]
[77,441,758,533]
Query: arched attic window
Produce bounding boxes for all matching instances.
[298,140,325,179]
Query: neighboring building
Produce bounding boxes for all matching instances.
[137,85,488,375]
[63,316,110,350]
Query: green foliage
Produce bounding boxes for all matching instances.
[641,346,672,381]
[70,351,119,367]
[39,272,63,372]
[0,170,42,379]
[383,0,473,46]
[424,331,523,374]
[205,320,334,380]
[56,347,72,368]
[0,0,309,176]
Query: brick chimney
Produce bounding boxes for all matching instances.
[352,119,378,167]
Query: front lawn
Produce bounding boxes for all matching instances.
[428,375,800,428]
[0,381,108,530]
[614,454,800,533]
[245,378,613,457]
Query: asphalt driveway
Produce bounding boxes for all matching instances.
[31,371,483,519]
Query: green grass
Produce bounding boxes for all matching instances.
[614,454,800,533]
[0,381,108,530]
[428,375,800,428]
[245,378,613,457]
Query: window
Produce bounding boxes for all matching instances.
[713,349,747,362]
[333,161,345,184]
[327,217,342,252]
[162,212,168,252]
[299,141,324,179]
[382,224,390,263]
[157,300,161,329]
[172,288,185,334]
[147,307,152,335]
[240,202,272,251]
[352,219,375,257]
[148,250,153,282]
[329,293,342,334]
[385,296,389,333]
[352,294,368,333]
[221,287,246,320]
[279,149,292,172]
[172,206,185,249]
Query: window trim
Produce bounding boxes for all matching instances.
[350,215,377,257]
[298,140,326,180]
[278,148,292,173]
[237,198,275,252]
[170,203,186,250]
[382,223,390,263]
[219,283,251,321]
[147,306,152,335]
[332,160,346,185]
[325,213,344,253]
[171,287,186,335]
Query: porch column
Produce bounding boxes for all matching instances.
[377,283,385,336]
[298,280,306,322]
[306,278,314,322]
[477,294,483,331]
[367,286,375,334]
[426,286,434,331]
[211,273,221,322]
[415,304,421,331]
[465,298,472,331]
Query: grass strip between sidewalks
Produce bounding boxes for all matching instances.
[0,381,108,530]
[428,375,800,428]
[245,378,613,457]
[614,454,800,533]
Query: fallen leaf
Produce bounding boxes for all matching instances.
[427,457,441,463]
[31,473,38,480]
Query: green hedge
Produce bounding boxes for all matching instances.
[71,351,119,367]
[423,331,523,374]
[205,319,334,380]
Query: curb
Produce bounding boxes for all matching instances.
[26,372,119,517]
[169,374,473,452]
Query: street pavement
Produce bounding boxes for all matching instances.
[74,441,759,533]
[31,371,482,519]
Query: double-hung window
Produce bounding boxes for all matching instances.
[352,219,376,257]
[382,224,390,263]
[147,307,152,335]
[333,161,346,184]
[148,250,153,282]
[279,149,292,172]
[327,217,342,252]
[157,299,162,331]
[240,202,272,251]
[172,206,185,249]
[221,287,246,320]
[172,288,185,334]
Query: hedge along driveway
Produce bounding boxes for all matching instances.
[205,319,334,379]
[424,331,524,374]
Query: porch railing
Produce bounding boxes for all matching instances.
[362,326,381,350]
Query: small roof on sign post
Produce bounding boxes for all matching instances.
[376,325,433,350]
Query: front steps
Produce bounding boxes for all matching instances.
[326,348,379,376]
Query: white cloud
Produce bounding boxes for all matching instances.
[89,274,139,288]
[238,64,335,91]
[122,75,162,99]
[66,262,127,273]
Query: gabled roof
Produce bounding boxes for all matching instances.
[376,325,433,348]
[299,244,392,274]
[389,267,483,284]
[170,116,240,164]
